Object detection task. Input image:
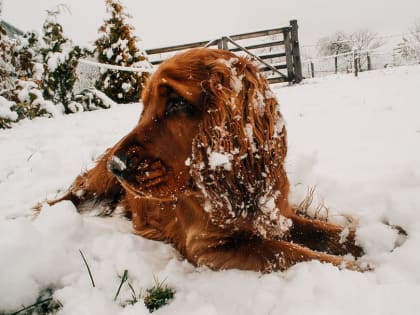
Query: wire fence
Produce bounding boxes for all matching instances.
[301,48,420,78]
[74,58,154,93]
[74,46,420,92]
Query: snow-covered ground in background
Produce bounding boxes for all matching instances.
[1,65,420,315]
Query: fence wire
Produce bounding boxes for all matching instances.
[302,49,420,78]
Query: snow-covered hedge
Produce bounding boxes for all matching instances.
[0,1,149,130]
[0,96,18,129]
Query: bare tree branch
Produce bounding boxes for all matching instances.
[350,29,385,51]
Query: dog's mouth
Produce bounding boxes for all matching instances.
[108,154,169,193]
[134,159,168,188]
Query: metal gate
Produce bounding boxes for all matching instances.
[145,20,303,84]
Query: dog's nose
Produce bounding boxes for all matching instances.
[108,153,128,179]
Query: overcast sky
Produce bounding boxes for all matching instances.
[2,0,420,51]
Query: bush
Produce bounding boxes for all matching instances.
[0,96,18,129]
[73,87,116,112]
[95,0,149,103]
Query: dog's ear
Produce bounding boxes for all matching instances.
[191,54,291,238]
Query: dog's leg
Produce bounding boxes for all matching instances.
[190,236,361,272]
[48,148,124,211]
[289,214,363,257]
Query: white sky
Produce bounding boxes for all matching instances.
[2,0,420,51]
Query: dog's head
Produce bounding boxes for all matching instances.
[108,48,290,237]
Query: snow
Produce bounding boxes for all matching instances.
[1,65,420,314]
[208,151,232,170]
[219,57,244,94]
[244,123,256,152]
[47,51,68,72]
[0,96,18,121]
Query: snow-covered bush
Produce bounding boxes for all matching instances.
[0,95,18,128]
[73,87,116,112]
[0,29,16,98]
[13,79,63,119]
[13,31,44,80]
[41,9,85,114]
[1,79,64,128]
[395,37,420,64]
[95,0,149,103]
[1,2,150,129]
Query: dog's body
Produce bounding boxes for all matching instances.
[52,48,362,271]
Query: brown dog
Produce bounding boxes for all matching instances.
[51,48,363,271]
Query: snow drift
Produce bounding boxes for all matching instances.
[1,65,420,314]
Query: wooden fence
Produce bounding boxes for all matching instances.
[145,20,303,84]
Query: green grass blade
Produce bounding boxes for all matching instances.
[114,269,128,301]
[79,249,95,288]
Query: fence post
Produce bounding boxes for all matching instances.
[218,37,229,50]
[283,30,294,81]
[310,61,315,78]
[334,55,338,74]
[367,52,371,71]
[289,20,303,83]
[353,49,359,77]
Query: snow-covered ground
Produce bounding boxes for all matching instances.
[1,65,420,315]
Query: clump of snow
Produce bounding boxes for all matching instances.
[273,110,285,137]
[254,213,293,239]
[0,96,18,121]
[68,101,84,113]
[16,80,39,102]
[244,123,256,152]
[208,151,232,171]
[33,62,44,81]
[47,51,68,72]
[256,193,293,238]
[253,90,266,114]
[218,57,244,94]
[121,82,132,92]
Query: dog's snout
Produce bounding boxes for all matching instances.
[108,154,128,179]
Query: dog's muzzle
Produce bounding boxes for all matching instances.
[108,149,168,188]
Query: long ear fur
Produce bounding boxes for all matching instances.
[190,54,291,238]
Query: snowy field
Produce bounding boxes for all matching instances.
[1,65,420,315]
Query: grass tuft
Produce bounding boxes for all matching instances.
[6,288,61,315]
[114,269,128,301]
[143,277,175,313]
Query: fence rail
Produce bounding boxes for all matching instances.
[145,20,303,84]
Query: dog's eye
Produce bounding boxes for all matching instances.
[165,98,194,116]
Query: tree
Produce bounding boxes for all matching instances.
[410,19,420,43]
[95,0,148,103]
[395,37,419,62]
[317,31,352,74]
[41,7,84,113]
[13,31,44,80]
[395,19,420,63]
[350,29,385,70]
[0,26,15,97]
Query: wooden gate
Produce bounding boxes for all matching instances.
[145,20,303,84]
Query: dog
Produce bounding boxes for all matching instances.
[51,48,363,272]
